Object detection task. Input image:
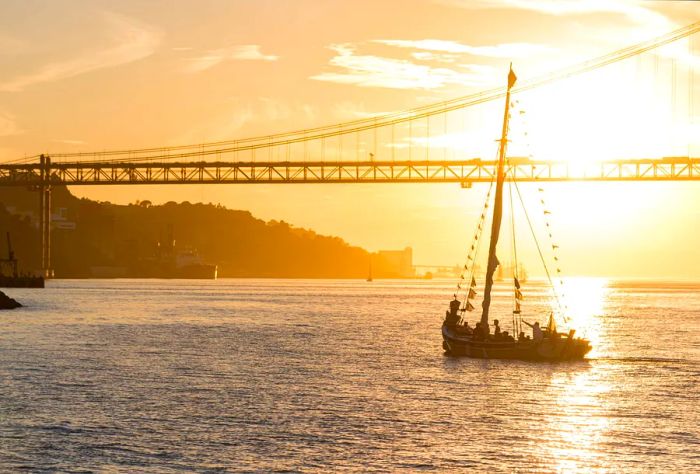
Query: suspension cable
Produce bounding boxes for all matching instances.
[28,21,700,164]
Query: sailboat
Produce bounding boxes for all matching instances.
[441,66,591,361]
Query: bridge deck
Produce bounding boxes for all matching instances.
[0,158,698,185]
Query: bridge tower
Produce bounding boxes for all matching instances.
[38,154,53,278]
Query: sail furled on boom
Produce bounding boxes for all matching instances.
[480,65,517,329]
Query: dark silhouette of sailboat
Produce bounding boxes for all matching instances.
[441,66,591,361]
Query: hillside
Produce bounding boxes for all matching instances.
[0,186,402,279]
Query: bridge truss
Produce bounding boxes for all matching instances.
[1,157,698,186]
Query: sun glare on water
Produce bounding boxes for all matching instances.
[559,277,609,353]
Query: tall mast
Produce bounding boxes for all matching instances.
[481,64,517,329]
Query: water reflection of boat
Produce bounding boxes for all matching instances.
[441,66,591,361]
[496,262,527,283]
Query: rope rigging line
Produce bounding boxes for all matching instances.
[535,186,570,323]
[511,97,570,322]
[29,21,700,164]
[511,177,565,318]
[454,162,496,311]
[508,178,521,336]
[455,179,494,312]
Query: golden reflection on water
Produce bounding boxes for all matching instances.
[545,369,612,473]
[532,278,613,471]
[559,277,610,358]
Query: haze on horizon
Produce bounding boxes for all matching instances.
[0,0,699,279]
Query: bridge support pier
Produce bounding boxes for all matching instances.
[38,154,52,278]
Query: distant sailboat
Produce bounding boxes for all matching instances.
[441,65,591,361]
[367,258,373,282]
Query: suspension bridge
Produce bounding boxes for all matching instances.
[1,21,699,276]
[1,156,699,186]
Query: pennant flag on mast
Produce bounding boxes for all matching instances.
[468,288,477,299]
[466,301,475,312]
[508,65,517,88]
[515,289,524,300]
[471,277,477,288]
[514,277,521,289]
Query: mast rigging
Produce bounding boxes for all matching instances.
[480,65,517,330]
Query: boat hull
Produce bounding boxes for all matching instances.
[0,275,45,288]
[442,325,591,361]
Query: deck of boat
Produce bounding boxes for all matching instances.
[442,325,591,361]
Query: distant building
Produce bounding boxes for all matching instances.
[376,247,415,278]
[51,207,77,231]
[2,205,76,231]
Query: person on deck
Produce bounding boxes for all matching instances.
[449,297,461,317]
[463,321,473,335]
[523,320,543,342]
[445,296,462,327]
[473,322,483,340]
[493,319,501,339]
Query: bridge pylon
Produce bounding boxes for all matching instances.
[38,154,53,278]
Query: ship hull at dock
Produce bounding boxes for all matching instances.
[442,325,592,361]
[0,276,45,288]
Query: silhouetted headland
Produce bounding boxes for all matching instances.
[0,290,21,309]
[0,186,412,279]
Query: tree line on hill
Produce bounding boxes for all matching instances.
[0,185,406,279]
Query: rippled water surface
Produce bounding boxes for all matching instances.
[1,278,699,472]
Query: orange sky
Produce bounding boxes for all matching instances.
[0,0,699,277]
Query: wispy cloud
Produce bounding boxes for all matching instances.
[0,111,23,136]
[0,12,162,92]
[442,0,674,33]
[52,139,86,145]
[311,44,494,90]
[333,101,396,120]
[375,39,553,58]
[172,97,315,144]
[410,51,459,63]
[183,45,278,73]
[170,106,255,145]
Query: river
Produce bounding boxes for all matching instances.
[1,278,699,472]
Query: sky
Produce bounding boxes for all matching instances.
[0,0,699,278]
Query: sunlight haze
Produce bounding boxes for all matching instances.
[0,0,698,277]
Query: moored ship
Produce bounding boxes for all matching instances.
[0,233,44,288]
[90,226,218,280]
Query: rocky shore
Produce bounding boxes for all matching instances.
[0,291,22,309]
